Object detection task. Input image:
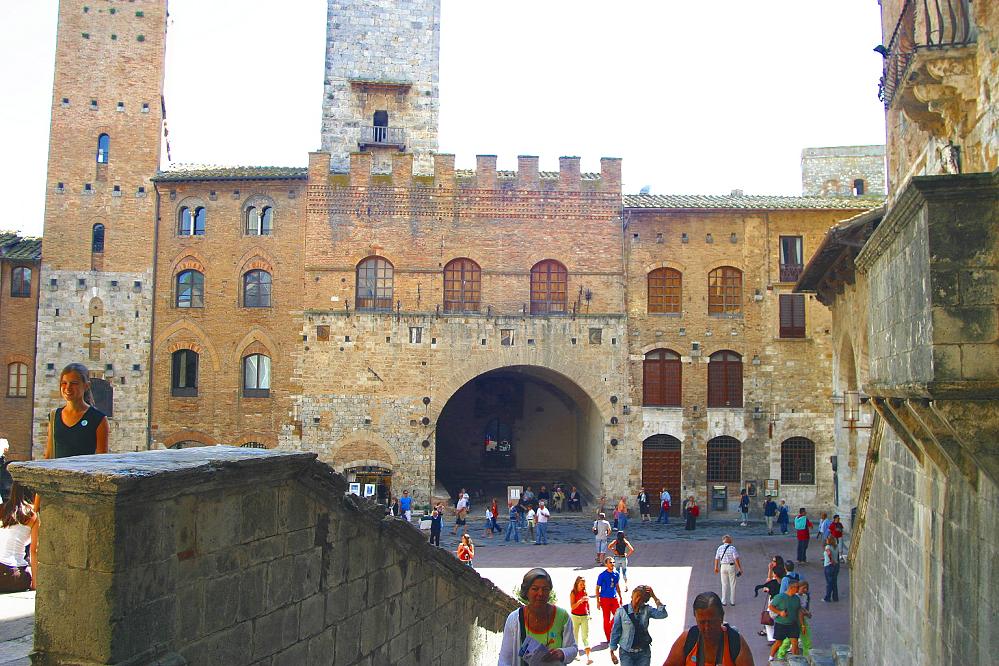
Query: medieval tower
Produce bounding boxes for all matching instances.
[32,0,168,454]
[320,0,441,174]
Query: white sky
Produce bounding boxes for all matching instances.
[0,1,887,238]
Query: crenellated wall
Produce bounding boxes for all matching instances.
[11,448,516,665]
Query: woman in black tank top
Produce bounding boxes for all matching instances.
[611,531,635,591]
[45,364,109,460]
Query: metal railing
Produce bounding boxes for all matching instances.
[779,263,803,283]
[359,125,406,147]
[879,0,974,108]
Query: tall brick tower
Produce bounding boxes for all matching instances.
[320,0,440,174]
[32,0,167,456]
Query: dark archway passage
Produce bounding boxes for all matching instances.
[435,366,604,500]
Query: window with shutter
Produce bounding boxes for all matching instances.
[779,294,806,338]
[707,350,742,407]
[643,349,681,406]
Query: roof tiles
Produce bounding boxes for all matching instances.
[623,193,883,210]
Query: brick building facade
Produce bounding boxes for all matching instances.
[30,0,883,514]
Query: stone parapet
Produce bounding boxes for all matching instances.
[11,448,515,665]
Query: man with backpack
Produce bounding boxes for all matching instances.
[663,591,753,665]
[794,508,813,563]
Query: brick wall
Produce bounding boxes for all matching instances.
[0,257,40,461]
[11,448,516,665]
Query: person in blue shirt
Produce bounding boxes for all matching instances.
[777,500,790,534]
[763,497,778,535]
[609,585,668,666]
[504,500,520,542]
[398,490,413,522]
[596,557,624,642]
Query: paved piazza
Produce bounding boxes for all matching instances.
[438,516,851,665]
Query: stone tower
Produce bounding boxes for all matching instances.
[32,0,167,455]
[800,145,886,197]
[320,0,440,174]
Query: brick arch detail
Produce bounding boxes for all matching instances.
[705,261,744,274]
[242,194,276,213]
[153,320,222,372]
[162,430,217,449]
[5,353,33,367]
[236,249,276,277]
[326,430,399,470]
[231,431,277,449]
[704,347,743,359]
[643,260,687,274]
[638,343,682,356]
[233,328,279,364]
[170,250,209,276]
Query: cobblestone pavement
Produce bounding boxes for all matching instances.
[431,513,851,665]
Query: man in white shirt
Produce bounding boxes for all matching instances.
[593,512,612,563]
[452,492,469,534]
[534,500,551,544]
[713,535,744,606]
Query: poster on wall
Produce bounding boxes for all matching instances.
[764,479,779,497]
[348,483,361,496]
[746,481,758,497]
[363,483,376,498]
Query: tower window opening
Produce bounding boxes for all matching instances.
[852,179,865,196]
[373,110,388,142]
[96,134,110,163]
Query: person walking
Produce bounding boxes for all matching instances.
[763,497,778,535]
[399,490,413,522]
[822,536,841,602]
[777,499,790,535]
[456,533,475,567]
[535,500,551,544]
[593,512,613,563]
[657,487,671,525]
[769,580,805,660]
[713,535,744,606]
[490,497,502,534]
[794,508,813,563]
[452,492,469,535]
[526,505,537,542]
[738,489,750,526]
[615,496,630,532]
[569,576,594,665]
[684,496,699,531]
[663,592,752,666]
[428,503,443,547]
[483,504,496,539]
[504,500,520,543]
[637,488,651,523]
[498,568,577,666]
[608,585,668,666]
[596,556,624,642]
[610,531,635,592]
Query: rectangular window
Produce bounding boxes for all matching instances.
[779,294,806,338]
[7,363,28,397]
[11,267,32,297]
[316,325,330,342]
[500,329,514,347]
[779,236,804,282]
[409,327,423,344]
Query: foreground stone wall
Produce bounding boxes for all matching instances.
[12,448,516,665]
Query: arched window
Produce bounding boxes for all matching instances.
[648,267,681,314]
[707,266,742,317]
[643,349,681,406]
[707,350,742,407]
[92,223,105,253]
[171,349,199,397]
[175,270,204,308]
[243,354,271,397]
[356,257,393,311]
[245,206,273,236]
[96,134,109,163]
[178,206,206,236]
[7,362,28,397]
[443,258,481,312]
[90,377,113,417]
[853,179,865,196]
[243,270,272,308]
[10,267,31,298]
[781,437,816,484]
[530,260,567,314]
[707,436,741,482]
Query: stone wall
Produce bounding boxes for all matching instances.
[11,448,516,665]
[801,145,886,197]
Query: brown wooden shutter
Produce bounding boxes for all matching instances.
[708,358,725,407]
[779,294,806,338]
[643,358,662,405]
[727,357,743,407]
[663,358,681,406]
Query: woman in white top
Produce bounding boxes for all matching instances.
[0,482,37,592]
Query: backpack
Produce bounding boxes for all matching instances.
[682,623,741,660]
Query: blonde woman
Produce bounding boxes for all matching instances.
[569,576,594,664]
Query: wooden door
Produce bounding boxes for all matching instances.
[642,435,682,515]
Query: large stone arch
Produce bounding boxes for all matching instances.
[326,430,399,472]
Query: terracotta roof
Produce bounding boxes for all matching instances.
[623,193,883,210]
[153,165,308,182]
[0,232,41,262]
[795,205,886,299]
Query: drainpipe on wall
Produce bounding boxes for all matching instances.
[145,188,161,450]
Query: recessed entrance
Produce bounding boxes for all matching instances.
[642,434,682,516]
[435,366,604,500]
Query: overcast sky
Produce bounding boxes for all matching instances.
[0,1,887,237]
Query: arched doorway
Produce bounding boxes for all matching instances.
[642,435,682,516]
[344,465,392,504]
[435,365,604,501]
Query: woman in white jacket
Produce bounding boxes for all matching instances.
[498,568,578,665]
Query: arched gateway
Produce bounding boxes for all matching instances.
[434,365,606,501]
